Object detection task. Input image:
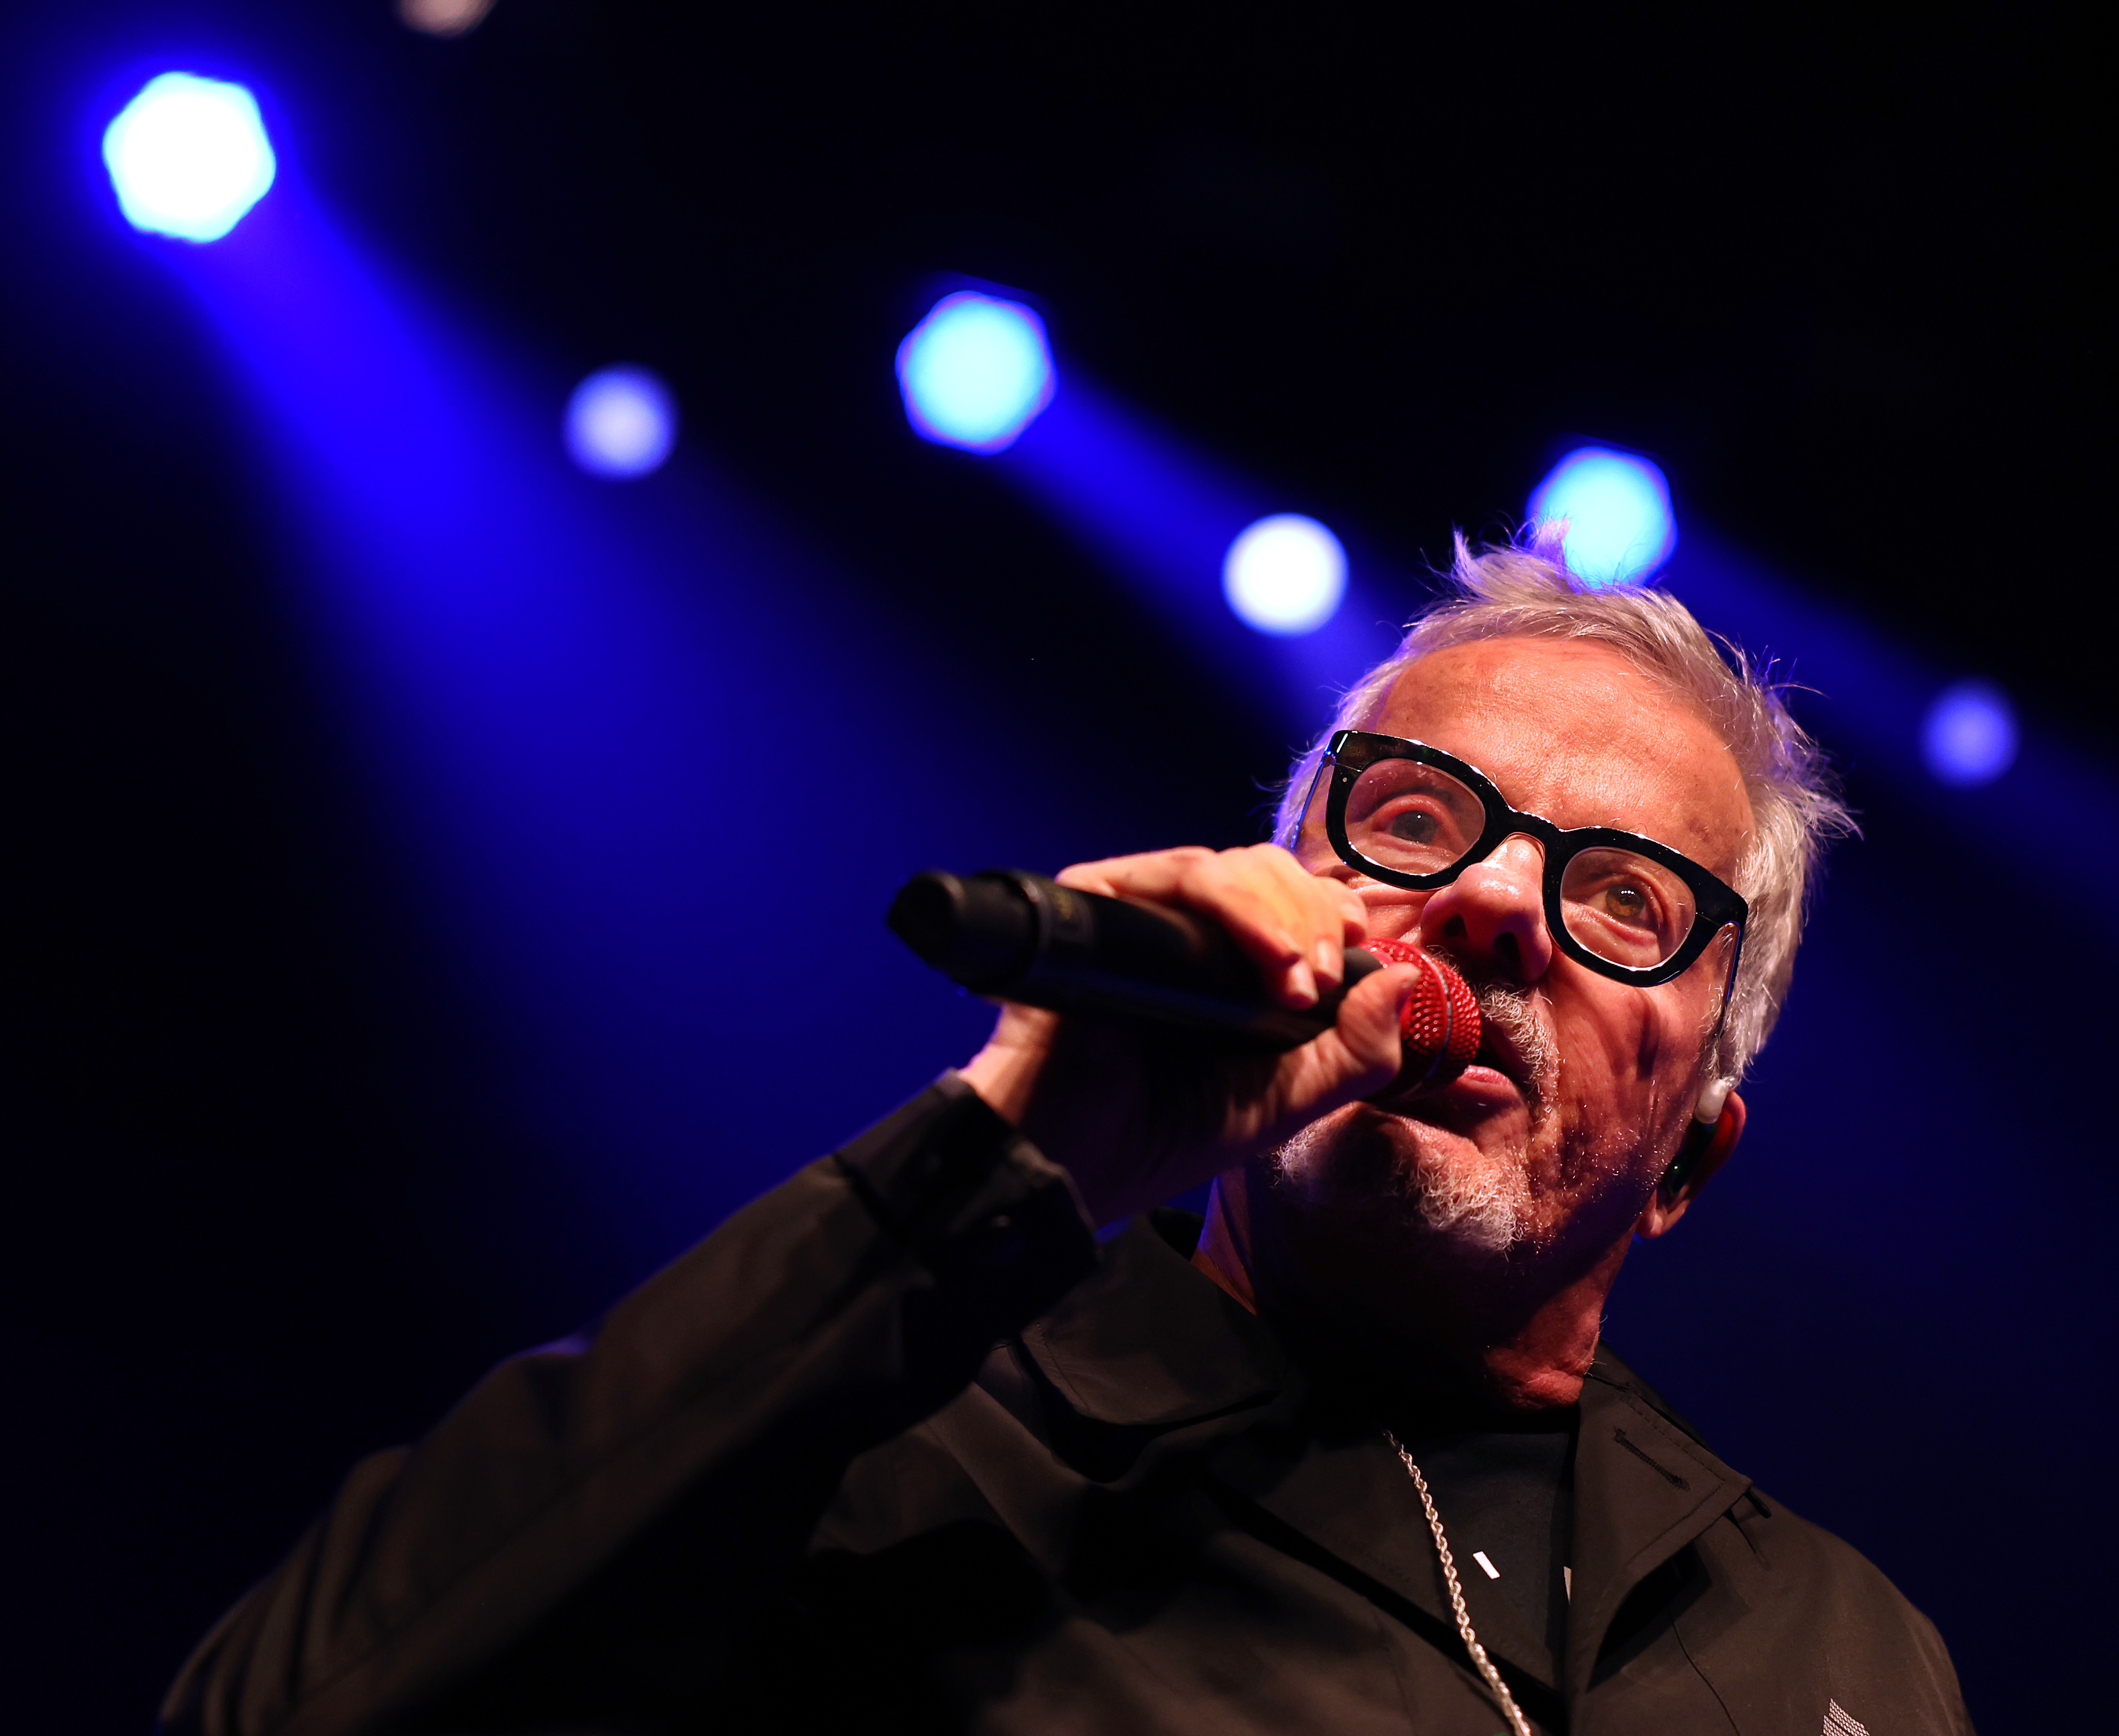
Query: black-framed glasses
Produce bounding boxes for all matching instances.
[1312,730,1749,993]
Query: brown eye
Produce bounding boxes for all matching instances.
[1387,809,1441,844]
[1602,883,1649,922]
[1599,882,1662,929]
[1558,847,1700,970]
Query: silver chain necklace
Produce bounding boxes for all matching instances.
[1384,1428,1535,1736]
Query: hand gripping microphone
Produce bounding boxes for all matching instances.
[888,868,1482,1092]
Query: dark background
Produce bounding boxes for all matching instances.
[6,3,2113,1730]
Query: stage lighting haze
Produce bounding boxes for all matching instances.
[565,367,677,479]
[1222,513,1347,635]
[102,73,276,242]
[1527,448,1677,589]
[1923,680,2017,787]
[895,292,1055,453]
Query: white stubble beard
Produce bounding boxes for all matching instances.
[1268,971,1558,1258]
[1270,1111,1531,1256]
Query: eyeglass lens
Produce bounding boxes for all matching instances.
[1343,757,1699,971]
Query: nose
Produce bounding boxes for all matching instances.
[1415,835,1553,983]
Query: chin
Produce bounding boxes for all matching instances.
[1270,1101,1536,1261]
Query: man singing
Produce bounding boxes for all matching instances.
[164,536,1972,1735]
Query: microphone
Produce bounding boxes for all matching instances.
[888,868,1482,1091]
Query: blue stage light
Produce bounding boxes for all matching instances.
[895,292,1055,454]
[1923,680,2017,787]
[102,73,276,243]
[565,366,677,478]
[1527,447,1677,589]
[1222,513,1347,636]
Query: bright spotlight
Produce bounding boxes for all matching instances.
[399,0,497,35]
[895,292,1055,454]
[565,366,677,479]
[1222,513,1347,636]
[1527,447,1677,589]
[102,73,277,243]
[1923,680,2017,787]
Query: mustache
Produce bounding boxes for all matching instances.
[1419,942,1556,1117]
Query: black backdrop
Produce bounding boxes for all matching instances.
[8,4,2115,1730]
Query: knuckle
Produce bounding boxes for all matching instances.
[1250,841,1301,876]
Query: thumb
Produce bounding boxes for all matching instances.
[1293,960,1418,1107]
[1227,962,1423,1179]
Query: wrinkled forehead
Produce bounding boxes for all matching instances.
[1351,637,1755,876]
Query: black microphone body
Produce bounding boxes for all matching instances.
[888,868,1385,1050]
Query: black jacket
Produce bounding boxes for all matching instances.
[164,1076,1972,1735]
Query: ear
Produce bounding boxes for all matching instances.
[1636,1090,1746,1240]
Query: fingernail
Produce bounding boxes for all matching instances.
[1313,938,1340,983]
[1287,959,1318,1006]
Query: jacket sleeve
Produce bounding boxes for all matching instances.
[160,1074,1098,1736]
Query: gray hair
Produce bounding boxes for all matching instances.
[1271,526,1854,1092]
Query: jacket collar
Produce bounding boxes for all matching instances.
[1564,1349,1753,1699]
[1020,1212,1287,1430]
[1019,1217,1752,1704]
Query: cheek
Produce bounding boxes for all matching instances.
[1551,987,1684,1112]
[1355,885,1434,937]
[1550,986,1713,1168]
[1291,799,1338,865]
[1541,998,1669,1196]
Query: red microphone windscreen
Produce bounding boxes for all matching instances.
[1361,937,1482,1090]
